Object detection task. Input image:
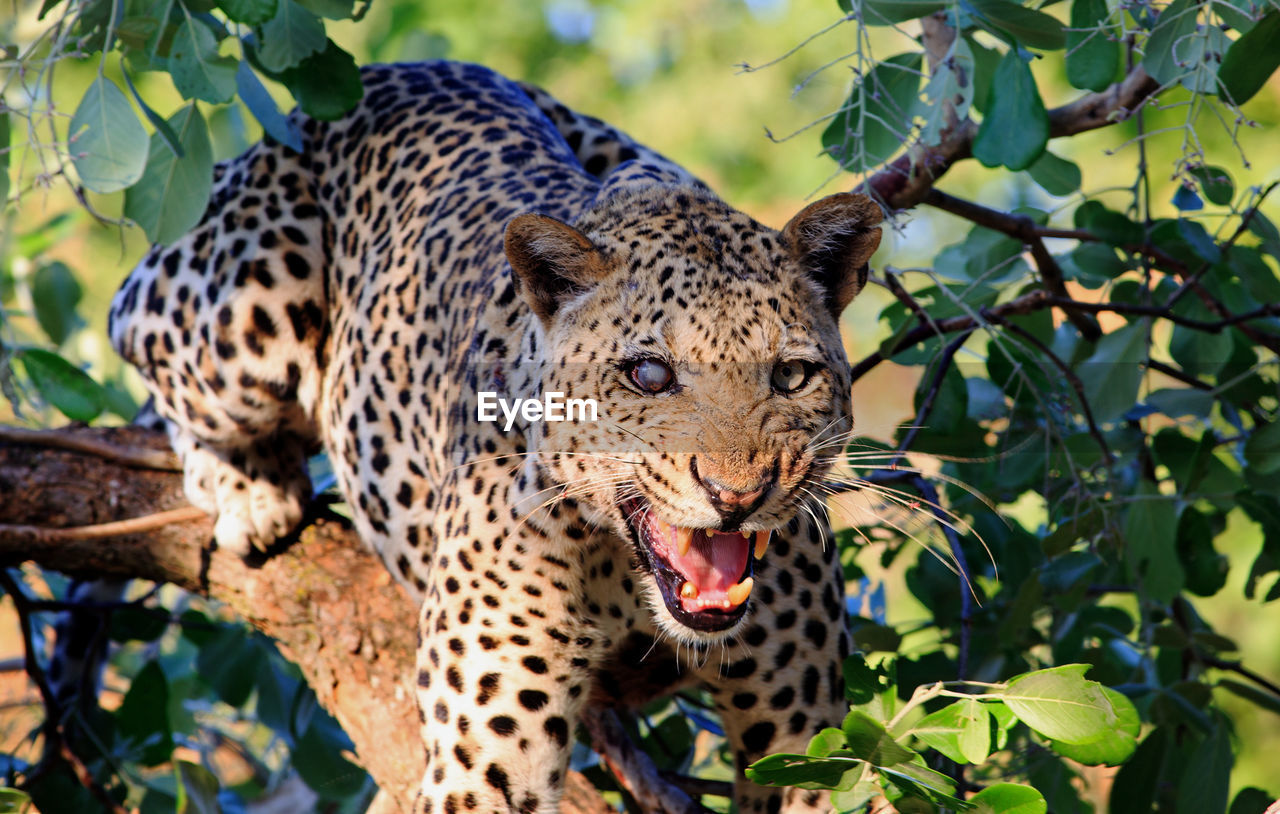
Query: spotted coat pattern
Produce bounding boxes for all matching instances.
[109,61,884,813]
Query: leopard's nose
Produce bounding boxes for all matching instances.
[690,457,774,520]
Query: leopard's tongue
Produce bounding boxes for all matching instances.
[643,512,767,612]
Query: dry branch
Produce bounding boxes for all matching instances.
[0,426,612,814]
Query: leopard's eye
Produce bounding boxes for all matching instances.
[771,360,813,394]
[628,358,675,393]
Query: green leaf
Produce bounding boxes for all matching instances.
[1050,686,1140,765]
[279,39,364,121]
[970,783,1047,814]
[1245,417,1280,476]
[17,348,106,422]
[1237,491,1280,602]
[294,712,369,797]
[1124,480,1185,602]
[972,51,1048,171]
[175,761,220,814]
[912,700,971,763]
[124,103,213,244]
[858,0,947,23]
[31,261,83,345]
[220,0,278,25]
[823,52,923,173]
[1077,319,1149,424]
[746,753,864,790]
[957,698,991,764]
[1177,723,1233,814]
[68,75,149,193]
[1067,0,1119,90]
[195,626,263,706]
[842,710,916,766]
[235,61,304,151]
[1189,165,1235,205]
[1146,387,1213,418]
[1217,677,1280,716]
[116,661,174,766]
[1218,10,1280,104]
[1231,788,1279,814]
[968,0,1067,48]
[1000,664,1117,744]
[256,0,326,72]
[1177,506,1230,596]
[1143,0,1200,84]
[296,0,352,18]
[0,789,31,813]
[1027,150,1082,196]
[1170,305,1231,377]
[122,69,184,158]
[169,17,238,103]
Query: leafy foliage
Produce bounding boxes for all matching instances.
[4,0,366,242]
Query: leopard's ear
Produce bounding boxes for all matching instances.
[505,214,608,326]
[782,193,883,317]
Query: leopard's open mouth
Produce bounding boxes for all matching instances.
[621,498,771,632]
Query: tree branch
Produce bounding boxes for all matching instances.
[867,66,1159,212]
[0,426,618,813]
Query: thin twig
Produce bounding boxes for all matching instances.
[849,289,1050,384]
[983,311,1114,466]
[0,506,208,544]
[1146,359,1213,391]
[893,329,974,461]
[0,425,180,471]
[923,190,1101,340]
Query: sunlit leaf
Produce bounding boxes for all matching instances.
[914,37,975,146]
[842,710,916,766]
[175,761,220,814]
[970,783,1047,814]
[1050,686,1140,765]
[1143,0,1200,84]
[1000,664,1117,744]
[68,75,148,193]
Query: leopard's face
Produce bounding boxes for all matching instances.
[506,187,881,644]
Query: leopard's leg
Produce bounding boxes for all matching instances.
[411,475,603,813]
[110,140,329,555]
[700,512,853,813]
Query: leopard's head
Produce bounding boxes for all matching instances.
[505,185,881,643]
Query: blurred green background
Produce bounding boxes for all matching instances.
[3,0,1279,806]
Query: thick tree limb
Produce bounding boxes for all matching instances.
[0,426,614,814]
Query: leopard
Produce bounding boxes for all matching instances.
[108,60,883,813]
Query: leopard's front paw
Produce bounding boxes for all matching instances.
[179,437,311,556]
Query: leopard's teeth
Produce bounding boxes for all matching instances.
[675,527,694,557]
[754,530,770,559]
[680,581,700,600]
[725,577,754,607]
